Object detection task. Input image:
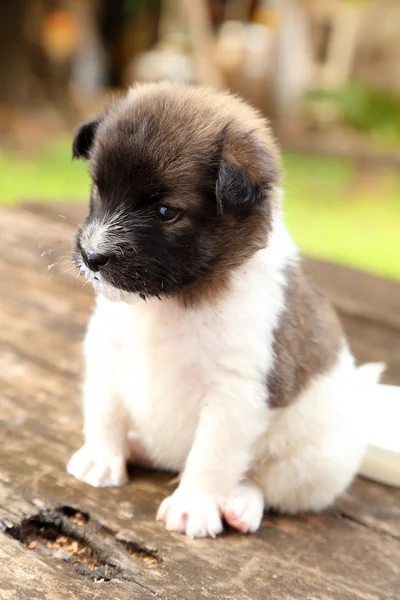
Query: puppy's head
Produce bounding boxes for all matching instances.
[73,83,281,304]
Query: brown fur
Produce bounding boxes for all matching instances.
[119,85,280,307]
[75,83,281,306]
[267,263,344,408]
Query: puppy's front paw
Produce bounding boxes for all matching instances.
[67,445,128,488]
[156,487,223,538]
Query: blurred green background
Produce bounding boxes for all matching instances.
[1,0,399,281]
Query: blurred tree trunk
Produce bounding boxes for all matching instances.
[98,0,126,87]
[0,0,29,104]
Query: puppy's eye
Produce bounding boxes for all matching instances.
[155,204,181,223]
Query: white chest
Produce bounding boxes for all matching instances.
[90,238,294,470]
[117,303,214,468]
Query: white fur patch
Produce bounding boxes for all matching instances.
[79,210,131,257]
[68,205,375,537]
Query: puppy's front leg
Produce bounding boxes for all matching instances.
[157,378,268,538]
[67,317,129,488]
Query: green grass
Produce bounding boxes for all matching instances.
[1,140,399,281]
[0,139,91,204]
[283,152,400,281]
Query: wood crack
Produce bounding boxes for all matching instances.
[340,511,400,542]
[1,504,163,593]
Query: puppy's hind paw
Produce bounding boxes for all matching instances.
[67,445,128,488]
[221,482,264,534]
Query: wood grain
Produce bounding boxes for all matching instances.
[0,202,399,599]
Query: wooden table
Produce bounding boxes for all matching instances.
[1,202,399,600]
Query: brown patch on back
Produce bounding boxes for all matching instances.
[267,263,344,408]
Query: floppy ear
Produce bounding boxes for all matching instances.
[215,160,265,215]
[72,118,101,159]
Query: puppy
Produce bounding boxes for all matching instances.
[67,83,379,538]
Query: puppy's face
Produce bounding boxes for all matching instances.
[73,84,280,304]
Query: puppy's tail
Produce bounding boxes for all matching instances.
[356,364,400,486]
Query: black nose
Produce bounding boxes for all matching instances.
[83,250,109,272]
